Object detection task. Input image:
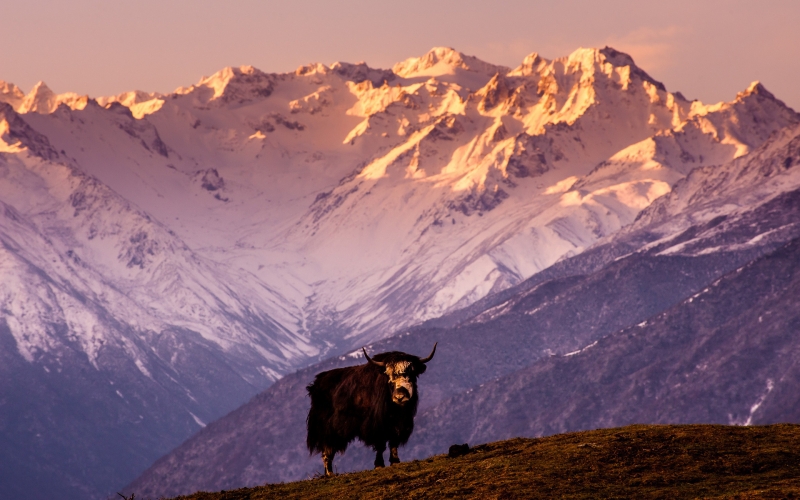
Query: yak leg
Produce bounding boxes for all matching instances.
[374,442,386,468]
[389,442,400,465]
[322,446,335,476]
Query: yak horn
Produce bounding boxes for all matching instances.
[363,347,385,367]
[419,342,437,363]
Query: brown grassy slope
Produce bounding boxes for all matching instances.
[169,424,800,499]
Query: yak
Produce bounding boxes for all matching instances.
[306,343,437,476]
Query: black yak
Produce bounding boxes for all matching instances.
[306,343,437,476]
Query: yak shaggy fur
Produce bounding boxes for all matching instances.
[306,349,433,475]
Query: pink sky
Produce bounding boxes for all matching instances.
[4,0,799,110]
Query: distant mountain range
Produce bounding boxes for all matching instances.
[1,46,798,499]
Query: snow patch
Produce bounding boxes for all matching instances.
[564,340,599,357]
[189,412,206,428]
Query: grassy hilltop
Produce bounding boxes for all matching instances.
[168,425,800,499]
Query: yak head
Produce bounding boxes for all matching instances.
[362,343,437,407]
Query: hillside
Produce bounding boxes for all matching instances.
[167,425,800,499]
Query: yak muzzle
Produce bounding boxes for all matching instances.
[392,386,412,406]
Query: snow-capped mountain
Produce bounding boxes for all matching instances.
[0,102,319,499]
[286,54,796,340]
[0,101,319,374]
[4,47,796,348]
[124,113,800,500]
[0,46,797,499]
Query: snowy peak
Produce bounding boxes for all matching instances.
[1,80,109,115]
[16,81,89,114]
[597,46,667,91]
[97,89,163,108]
[546,46,672,106]
[0,80,25,109]
[508,52,545,76]
[19,81,55,113]
[738,81,776,101]
[96,90,166,119]
[485,46,693,136]
[392,47,508,79]
[680,81,799,159]
[181,65,275,105]
[508,46,668,93]
[329,61,395,87]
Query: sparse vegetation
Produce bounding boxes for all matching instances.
[166,424,800,499]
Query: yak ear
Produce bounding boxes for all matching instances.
[414,361,428,375]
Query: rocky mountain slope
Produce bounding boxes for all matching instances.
[125,123,800,498]
[411,235,800,457]
[0,104,316,500]
[1,46,797,499]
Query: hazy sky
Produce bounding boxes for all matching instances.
[4,0,799,109]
